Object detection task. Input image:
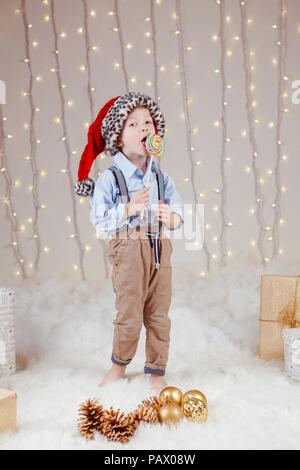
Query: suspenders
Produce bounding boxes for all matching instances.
[108,165,165,269]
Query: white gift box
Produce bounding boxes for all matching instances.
[282,327,300,381]
[0,287,16,377]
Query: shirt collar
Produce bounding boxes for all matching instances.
[114,151,158,178]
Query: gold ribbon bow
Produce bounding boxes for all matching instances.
[260,275,300,329]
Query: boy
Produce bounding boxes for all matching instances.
[74,92,184,394]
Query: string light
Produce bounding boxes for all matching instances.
[175,0,209,272]
[21,0,43,273]
[114,0,129,92]
[0,107,27,279]
[271,0,288,260]
[49,0,86,281]
[240,0,268,266]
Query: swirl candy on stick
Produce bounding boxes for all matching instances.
[141,132,165,219]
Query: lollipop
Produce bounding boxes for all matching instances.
[145,132,165,157]
[141,132,165,219]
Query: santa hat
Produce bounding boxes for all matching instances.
[74,91,165,197]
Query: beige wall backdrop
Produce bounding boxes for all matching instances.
[0,0,300,284]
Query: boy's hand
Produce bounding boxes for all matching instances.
[126,187,150,217]
[157,201,181,229]
[156,202,172,227]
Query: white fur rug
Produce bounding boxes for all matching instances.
[1,256,300,450]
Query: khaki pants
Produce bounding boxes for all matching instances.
[106,225,173,376]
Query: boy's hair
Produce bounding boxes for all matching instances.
[74,92,165,197]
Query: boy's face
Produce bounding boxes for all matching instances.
[117,106,156,160]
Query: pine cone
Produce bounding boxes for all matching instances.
[134,395,167,424]
[77,398,104,440]
[100,407,138,443]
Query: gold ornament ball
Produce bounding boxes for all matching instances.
[159,403,184,426]
[182,397,208,423]
[159,386,183,406]
[182,389,207,407]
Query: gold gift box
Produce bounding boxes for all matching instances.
[0,388,17,434]
[259,275,300,360]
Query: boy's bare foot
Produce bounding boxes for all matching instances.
[150,374,167,395]
[99,363,126,387]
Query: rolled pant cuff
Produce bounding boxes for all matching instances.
[144,366,165,376]
[111,353,131,366]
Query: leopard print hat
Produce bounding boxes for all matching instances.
[74,92,165,197]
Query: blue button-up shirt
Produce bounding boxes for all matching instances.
[89,151,184,238]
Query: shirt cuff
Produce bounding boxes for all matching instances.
[168,209,184,230]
